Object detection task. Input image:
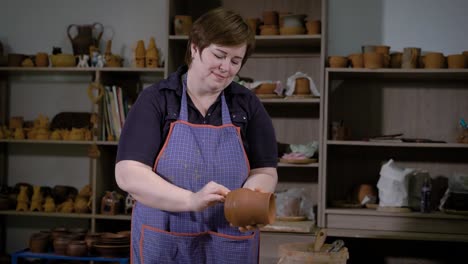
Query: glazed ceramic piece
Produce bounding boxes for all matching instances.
[294,78,310,95]
[306,20,321,35]
[363,52,384,69]
[224,188,276,227]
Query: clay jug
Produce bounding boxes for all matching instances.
[224,188,276,227]
[67,23,104,55]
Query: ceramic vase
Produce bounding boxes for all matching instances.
[224,188,276,227]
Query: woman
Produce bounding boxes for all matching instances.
[116,7,277,264]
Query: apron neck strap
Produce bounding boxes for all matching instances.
[180,73,232,125]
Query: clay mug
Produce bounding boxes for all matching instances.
[401,47,420,69]
[363,52,384,69]
[328,56,348,68]
[447,54,466,68]
[390,52,403,68]
[224,188,276,227]
[174,15,192,35]
[35,52,49,67]
[348,53,364,68]
[424,52,445,69]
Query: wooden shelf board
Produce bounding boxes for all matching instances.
[94,214,132,220]
[327,68,468,80]
[0,210,93,218]
[260,220,316,234]
[327,140,468,148]
[0,139,118,145]
[326,228,468,242]
[277,162,319,168]
[325,208,468,220]
[260,97,320,104]
[0,67,164,73]
[169,34,321,51]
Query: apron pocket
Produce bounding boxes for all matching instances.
[206,231,259,264]
[141,225,207,264]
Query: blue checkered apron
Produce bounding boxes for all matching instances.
[130,75,259,264]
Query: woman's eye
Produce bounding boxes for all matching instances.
[214,53,224,59]
[231,60,240,65]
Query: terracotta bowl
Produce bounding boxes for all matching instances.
[328,56,348,68]
[66,240,88,256]
[348,53,364,68]
[255,83,276,95]
[29,233,50,253]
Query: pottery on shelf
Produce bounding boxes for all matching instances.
[67,23,104,56]
[224,188,276,227]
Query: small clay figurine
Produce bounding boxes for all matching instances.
[30,186,44,212]
[43,196,56,212]
[16,186,30,211]
[77,54,90,68]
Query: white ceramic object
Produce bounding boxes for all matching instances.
[282,14,306,28]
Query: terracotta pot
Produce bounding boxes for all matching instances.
[35,52,49,67]
[294,78,310,95]
[224,188,276,227]
[363,52,384,69]
[29,233,50,253]
[375,45,390,55]
[66,240,88,256]
[328,56,348,68]
[255,83,276,94]
[263,11,279,25]
[306,20,321,35]
[356,184,377,204]
[447,54,466,68]
[390,52,403,68]
[348,53,364,68]
[259,25,279,35]
[424,52,445,69]
[246,18,259,35]
[85,233,102,254]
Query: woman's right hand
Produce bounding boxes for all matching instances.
[189,181,230,212]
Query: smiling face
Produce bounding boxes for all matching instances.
[188,43,246,94]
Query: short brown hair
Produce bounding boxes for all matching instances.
[184,8,255,66]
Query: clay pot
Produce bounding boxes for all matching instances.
[279,26,306,35]
[35,52,49,67]
[447,54,466,68]
[328,56,348,68]
[174,15,193,35]
[356,184,377,204]
[424,52,445,69]
[67,23,104,56]
[282,14,306,28]
[29,233,50,253]
[263,11,279,25]
[247,18,259,35]
[85,233,102,254]
[224,188,276,227]
[66,240,88,257]
[294,78,310,95]
[363,52,384,69]
[348,53,364,68]
[7,54,25,67]
[260,25,279,35]
[401,47,421,69]
[390,52,403,68]
[463,51,468,65]
[306,20,321,35]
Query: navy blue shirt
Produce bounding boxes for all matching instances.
[116,66,278,169]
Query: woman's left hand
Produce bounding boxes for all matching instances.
[234,223,265,232]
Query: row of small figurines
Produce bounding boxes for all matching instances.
[329,45,468,69]
[3,38,160,68]
[5,184,92,214]
[0,114,97,141]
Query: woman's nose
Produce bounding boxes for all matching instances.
[219,59,230,72]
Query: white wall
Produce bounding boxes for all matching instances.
[328,0,468,56]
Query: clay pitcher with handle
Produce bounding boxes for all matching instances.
[67,22,104,55]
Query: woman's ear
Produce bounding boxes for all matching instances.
[190,43,198,57]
